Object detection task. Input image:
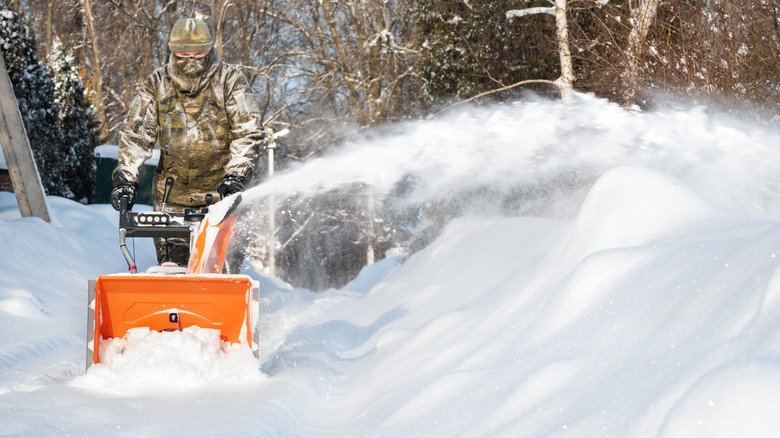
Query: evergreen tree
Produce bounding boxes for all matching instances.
[0,1,67,198]
[46,37,97,203]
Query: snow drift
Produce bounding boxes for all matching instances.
[2,93,780,436]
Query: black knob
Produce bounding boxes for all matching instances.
[163,177,174,205]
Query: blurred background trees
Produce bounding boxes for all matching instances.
[3,0,779,288]
[12,0,778,162]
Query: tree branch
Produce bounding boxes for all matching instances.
[443,79,561,112]
[506,7,556,20]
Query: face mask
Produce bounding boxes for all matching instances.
[174,55,209,77]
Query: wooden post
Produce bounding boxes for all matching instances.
[0,53,51,222]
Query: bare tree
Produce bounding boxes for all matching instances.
[623,0,661,105]
[82,0,108,140]
[506,0,574,98]
[44,0,53,55]
[282,0,420,129]
[210,0,230,59]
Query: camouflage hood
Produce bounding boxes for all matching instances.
[167,49,220,96]
[115,59,265,207]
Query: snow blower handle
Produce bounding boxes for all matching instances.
[117,196,137,273]
[119,195,129,213]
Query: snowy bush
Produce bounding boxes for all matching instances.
[46,37,98,203]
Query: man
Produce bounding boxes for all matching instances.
[110,16,265,267]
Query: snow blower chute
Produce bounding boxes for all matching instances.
[86,177,259,369]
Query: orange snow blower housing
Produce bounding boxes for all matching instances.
[86,177,259,369]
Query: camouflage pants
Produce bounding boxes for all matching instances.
[154,236,190,267]
[153,199,191,267]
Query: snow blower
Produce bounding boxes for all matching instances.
[86,177,259,370]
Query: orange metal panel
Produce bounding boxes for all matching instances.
[187,214,237,274]
[92,275,253,364]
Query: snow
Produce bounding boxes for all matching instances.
[77,327,265,396]
[94,144,160,167]
[3,93,780,436]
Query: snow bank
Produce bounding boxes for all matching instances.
[256,166,780,436]
[94,144,160,166]
[3,94,780,436]
[569,165,727,257]
[660,363,780,437]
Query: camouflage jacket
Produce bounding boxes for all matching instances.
[114,52,264,206]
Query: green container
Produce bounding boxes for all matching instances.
[93,145,159,206]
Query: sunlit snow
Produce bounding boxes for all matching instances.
[2,92,780,436]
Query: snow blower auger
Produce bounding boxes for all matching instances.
[86,177,259,370]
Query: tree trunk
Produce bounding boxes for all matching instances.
[211,1,228,60]
[45,0,53,55]
[82,0,108,140]
[554,0,574,98]
[507,1,573,98]
[365,191,376,265]
[318,0,365,124]
[623,0,661,105]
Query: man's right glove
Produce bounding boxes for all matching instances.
[217,173,246,199]
[110,173,139,211]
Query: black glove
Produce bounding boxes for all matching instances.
[110,173,139,211]
[217,173,246,198]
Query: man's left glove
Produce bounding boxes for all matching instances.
[110,173,139,211]
[217,173,246,199]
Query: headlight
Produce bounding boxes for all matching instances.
[136,213,171,226]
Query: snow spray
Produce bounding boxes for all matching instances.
[245,92,780,221]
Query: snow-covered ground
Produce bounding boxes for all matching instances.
[2,93,780,436]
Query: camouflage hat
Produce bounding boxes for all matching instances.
[168,18,213,53]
